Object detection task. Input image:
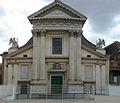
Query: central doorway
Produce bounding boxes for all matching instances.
[51,76,63,94]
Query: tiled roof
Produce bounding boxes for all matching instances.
[105,41,120,55]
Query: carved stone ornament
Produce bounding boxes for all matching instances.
[9,38,18,48]
[31,29,46,36]
[76,30,83,37]
[53,62,61,70]
[69,30,75,37]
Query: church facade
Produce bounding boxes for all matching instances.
[1,0,109,98]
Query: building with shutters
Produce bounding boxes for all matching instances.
[1,0,109,99]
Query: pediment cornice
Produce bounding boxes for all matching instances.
[28,0,87,23]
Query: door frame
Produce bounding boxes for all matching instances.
[50,75,64,93]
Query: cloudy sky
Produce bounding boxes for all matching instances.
[0,0,120,62]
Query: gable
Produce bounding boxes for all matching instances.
[81,45,105,58]
[8,44,33,58]
[13,48,33,58]
[82,48,100,58]
[28,0,87,22]
[43,10,72,18]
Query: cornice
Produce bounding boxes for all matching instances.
[7,57,32,60]
[29,17,85,21]
[82,57,108,61]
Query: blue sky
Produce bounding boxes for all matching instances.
[0,0,120,62]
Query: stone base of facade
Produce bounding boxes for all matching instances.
[96,86,109,95]
[30,79,47,93]
[68,80,84,93]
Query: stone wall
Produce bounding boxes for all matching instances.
[0,85,15,100]
[109,85,120,96]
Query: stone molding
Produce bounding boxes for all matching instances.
[76,30,83,37]
[32,29,46,37]
[69,30,75,37]
[69,29,83,37]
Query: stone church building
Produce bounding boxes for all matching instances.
[1,0,109,98]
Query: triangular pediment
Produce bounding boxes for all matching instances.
[28,0,87,21]
[42,10,72,18]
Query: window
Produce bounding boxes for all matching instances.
[85,65,93,80]
[113,76,117,83]
[18,82,30,94]
[87,55,91,58]
[23,55,27,57]
[52,38,62,54]
[20,84,28,94]
[21,65,28,79]
[84,83,94,94]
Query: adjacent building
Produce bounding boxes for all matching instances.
[105,41,120,85]
[1,0,109,98]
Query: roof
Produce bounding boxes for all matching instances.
[18,37,33,50]
[19,34,96,51]
[105,41,120,55]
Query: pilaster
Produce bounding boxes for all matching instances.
[7,64,12,84]
[69,30,75,80]
[40,30,46,80]
[32,30,38,79]
[96,65,101,94]
[32,29,46,81]
[76,30,82,80]
[14,64,18,85]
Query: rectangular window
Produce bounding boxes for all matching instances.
[21,65,28,79]
[85,65,93,80]
[113,76,117,83]
[84,83,94,94]
[20,84,28,94]
[52,38,62,54]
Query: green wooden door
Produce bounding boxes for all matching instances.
[21,84,28,94]
[51,76,63,94]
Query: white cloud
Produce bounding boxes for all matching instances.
[0,0,51,62]
[0,0,120,63]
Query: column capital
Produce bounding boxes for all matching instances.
[31,29,46,36]
[39,29,46,33]
[76,30,83,37]
[40,29,46,37]
[69,30,75,37]
[31,30,38,36]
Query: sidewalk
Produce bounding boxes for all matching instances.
[1,95,120,103]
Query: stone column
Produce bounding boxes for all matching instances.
[40,30,46,80]
[32,30,38,79]
[76,30,82,80]
[69,30,75,80]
